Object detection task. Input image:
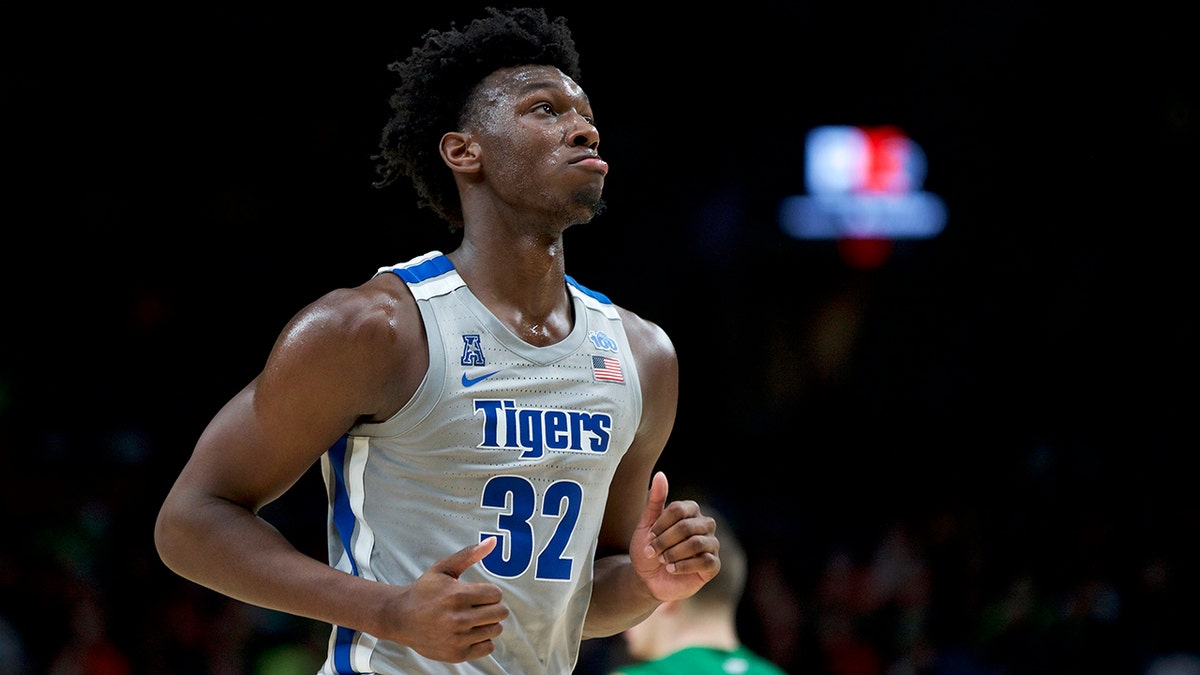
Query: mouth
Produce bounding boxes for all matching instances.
[570,155,609,176]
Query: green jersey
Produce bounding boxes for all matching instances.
[612,645,789,675]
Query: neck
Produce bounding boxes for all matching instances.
[652,617,740,658]
[446,235,572,346]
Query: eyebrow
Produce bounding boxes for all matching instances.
[515,78,561,96]
[514,79,591,112]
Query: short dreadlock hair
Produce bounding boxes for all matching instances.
[372,7,582,231]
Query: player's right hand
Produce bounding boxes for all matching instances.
[387,537,507,662]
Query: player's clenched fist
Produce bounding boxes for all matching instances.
[631,471,721,601]
[382,537,509,663]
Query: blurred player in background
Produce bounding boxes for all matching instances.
[610,505,787,675]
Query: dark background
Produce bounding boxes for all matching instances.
[2,2,1195,674]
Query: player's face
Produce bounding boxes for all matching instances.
[466,65,608,226]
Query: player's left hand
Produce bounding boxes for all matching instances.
[630,471,720,601]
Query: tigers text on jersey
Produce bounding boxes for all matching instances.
[318,251,643,674]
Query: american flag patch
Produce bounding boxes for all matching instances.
[592,355,625,384]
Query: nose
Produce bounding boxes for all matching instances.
[568,112,599,150]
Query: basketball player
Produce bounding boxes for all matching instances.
[154,7,721,674]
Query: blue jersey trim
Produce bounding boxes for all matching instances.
[392,254,455,283]
[393,260,612,306]
[565,275,613,304]
[333,624,359,673]
[327,437,360,578]
[327,436,368,673]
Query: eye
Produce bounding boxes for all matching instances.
[536,102,557,116]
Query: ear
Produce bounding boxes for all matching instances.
[440,131,481,175]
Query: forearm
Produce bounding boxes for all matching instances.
[582,554,662,638]
[155,493,382,635]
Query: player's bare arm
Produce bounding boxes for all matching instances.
[154,277,508,661]
[154,279,415,612]
[583,309,721,638]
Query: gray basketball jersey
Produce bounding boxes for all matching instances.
[318,251,643,674]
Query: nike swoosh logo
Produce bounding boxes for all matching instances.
[461,371,501,387]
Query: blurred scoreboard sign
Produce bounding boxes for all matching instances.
[779,125,947,267]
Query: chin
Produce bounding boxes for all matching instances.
[573,193,606,221]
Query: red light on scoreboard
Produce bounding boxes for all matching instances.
[779,125,947,268]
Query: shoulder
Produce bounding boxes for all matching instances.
[616,306,678,424]
[733,646,789,675]
[568,274,677,389]
[280,273,418,350]
[567,275,675,364]
[615,306,677,379]
[612,305,678,462]
[262,272,425,420]
[606,654,677,675]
